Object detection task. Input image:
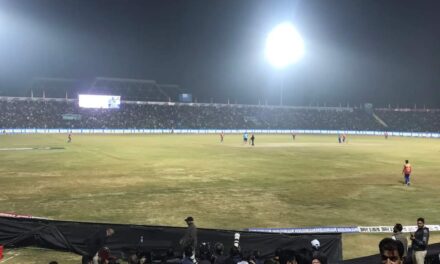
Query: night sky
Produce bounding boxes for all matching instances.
[1,0,440,107]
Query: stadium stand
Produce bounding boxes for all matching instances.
[375,109,440,133]
[1,97,440,132]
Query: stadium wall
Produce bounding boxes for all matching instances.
[1,128,440,138]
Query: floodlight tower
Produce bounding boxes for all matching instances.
[265,22,304,105]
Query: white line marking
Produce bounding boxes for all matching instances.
[1,254,19,262]
[0,148,34,151]
[0,147,64,151]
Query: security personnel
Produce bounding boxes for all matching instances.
[410,217,429,264]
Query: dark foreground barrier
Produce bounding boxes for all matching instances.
[0,216,342,262]
[342,243,440,264]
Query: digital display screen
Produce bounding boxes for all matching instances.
[179,93,193,103]
[78,94,120,109]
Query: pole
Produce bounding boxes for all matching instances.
[280,74,284,106]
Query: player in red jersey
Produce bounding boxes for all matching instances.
[402,160,412,186]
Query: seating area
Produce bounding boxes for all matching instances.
[375,109,440,133]
[1,97,440,132]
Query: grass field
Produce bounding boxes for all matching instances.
[1,133,440,263]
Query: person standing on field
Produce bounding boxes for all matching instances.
[402,160,412,186]
[180,216,197,263]
[243,132,248,144]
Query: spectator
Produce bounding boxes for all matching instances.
[392,223,408,261]
[311,256,327,264]
[279,250,297,264]
[410,217,429,264]
[225,246,242,264]
[198,243,212,264]
[379,237,404,264]
[182,246,195,264]
[82,228,115,264]
[213,242,227,264]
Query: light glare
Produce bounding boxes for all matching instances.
[78,94,121,109]
[265,22,304,68]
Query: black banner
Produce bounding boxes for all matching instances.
[0,216,342,263]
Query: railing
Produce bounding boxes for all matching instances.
[1,128,439,138]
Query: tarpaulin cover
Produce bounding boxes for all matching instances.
[0,216,342,262]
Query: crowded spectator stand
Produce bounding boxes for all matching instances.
[3,96,439,132]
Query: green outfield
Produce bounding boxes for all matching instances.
[1,134,440,263]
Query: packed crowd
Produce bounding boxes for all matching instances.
[1,98,440,132]
[124,242,327,264]
[375,109,440,133]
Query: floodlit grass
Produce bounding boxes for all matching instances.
[1,134,440,263]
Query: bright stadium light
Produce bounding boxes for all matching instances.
[265,22,304,69]
[265,22,304,105]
